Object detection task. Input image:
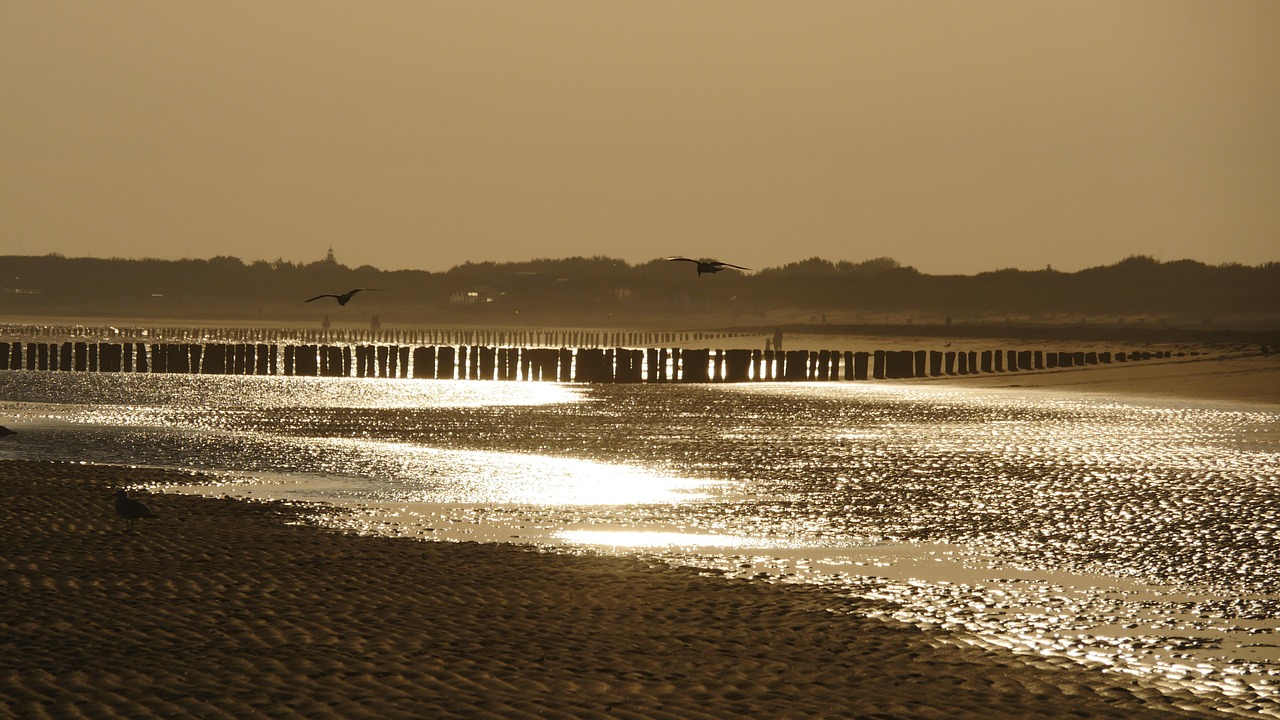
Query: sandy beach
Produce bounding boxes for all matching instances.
[2,458,1233,719]
[4,340,1277,718]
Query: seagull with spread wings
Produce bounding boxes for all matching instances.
[663,257,752,277]
[304,288,383,305]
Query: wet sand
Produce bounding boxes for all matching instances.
[2,459,1227,719]
[4,338,1275,717]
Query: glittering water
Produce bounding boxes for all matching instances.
[2,372,1279,713]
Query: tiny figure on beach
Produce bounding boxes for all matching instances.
[0,425,14,437]
[663,257,752,277]
[304,288,383,306]
[773,327,784,352]
[114,490,159,532]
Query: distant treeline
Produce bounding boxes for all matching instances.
[1,253,1276,327]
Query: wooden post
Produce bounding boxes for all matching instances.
[724,350,751,382]
[853,351,869,380]
[558,348,573,382]
[872,350,886,379]
[377,346,390,377]
[438,346,456,380]
[202,345,225,374]
[413,346,435,379]
[929,351,943,377]
[479,346,496,380]
[682,349,710,383]
[885,350,913,379]
[784,351,808,380]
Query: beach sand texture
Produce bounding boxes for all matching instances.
[1,460,1226,719]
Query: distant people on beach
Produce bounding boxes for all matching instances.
[773,328,784,352]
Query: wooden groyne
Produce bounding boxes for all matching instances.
[0,339,1181,383]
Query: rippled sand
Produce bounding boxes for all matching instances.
[1,460,1229,719]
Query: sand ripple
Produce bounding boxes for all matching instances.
[1,460,1230,718]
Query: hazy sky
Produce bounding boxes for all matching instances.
[3,2,1277,274]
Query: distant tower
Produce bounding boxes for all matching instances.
[324,247,337,264]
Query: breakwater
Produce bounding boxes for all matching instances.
[0,336,1177,383]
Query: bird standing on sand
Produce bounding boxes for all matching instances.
[114,490,159,532]
[304,288,383,305]
[663,257,752,277]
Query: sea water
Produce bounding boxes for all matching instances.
[3,372,1279,713]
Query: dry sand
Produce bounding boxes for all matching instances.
[2,460,1229,719]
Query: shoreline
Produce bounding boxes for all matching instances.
[2,459,1230,718]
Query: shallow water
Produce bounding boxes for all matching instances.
[2,372,1279,713]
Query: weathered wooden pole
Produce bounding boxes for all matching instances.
[725,349,751,382]
[781,350,806,380]
[479,346,496,380]
[413,346,436,379]
[872,350,886,380]
[201,344,225,374]
[682,349,710,383]
[815,350,831,381]
[558,348,573,382]
[438,346,456,379]
[885,350,914,379]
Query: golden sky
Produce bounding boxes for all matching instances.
[2,1,1277,273]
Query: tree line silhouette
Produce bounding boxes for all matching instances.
[1,252,1276,329]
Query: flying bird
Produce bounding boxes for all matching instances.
[663,257,752,277]
[114,490,159,532]
[304,288,383,305]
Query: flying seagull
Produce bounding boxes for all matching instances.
[663,257,752,277]
[114,490,159,532]
[304,288,383,305]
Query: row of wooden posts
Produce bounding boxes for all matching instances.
[0,341,1174,383]
[0,324,747,350]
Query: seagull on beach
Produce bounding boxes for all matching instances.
[663,257,752,277]
[304,288,383,305]
[114,490,159,532]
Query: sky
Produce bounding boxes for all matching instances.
[2,1,1277,275]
